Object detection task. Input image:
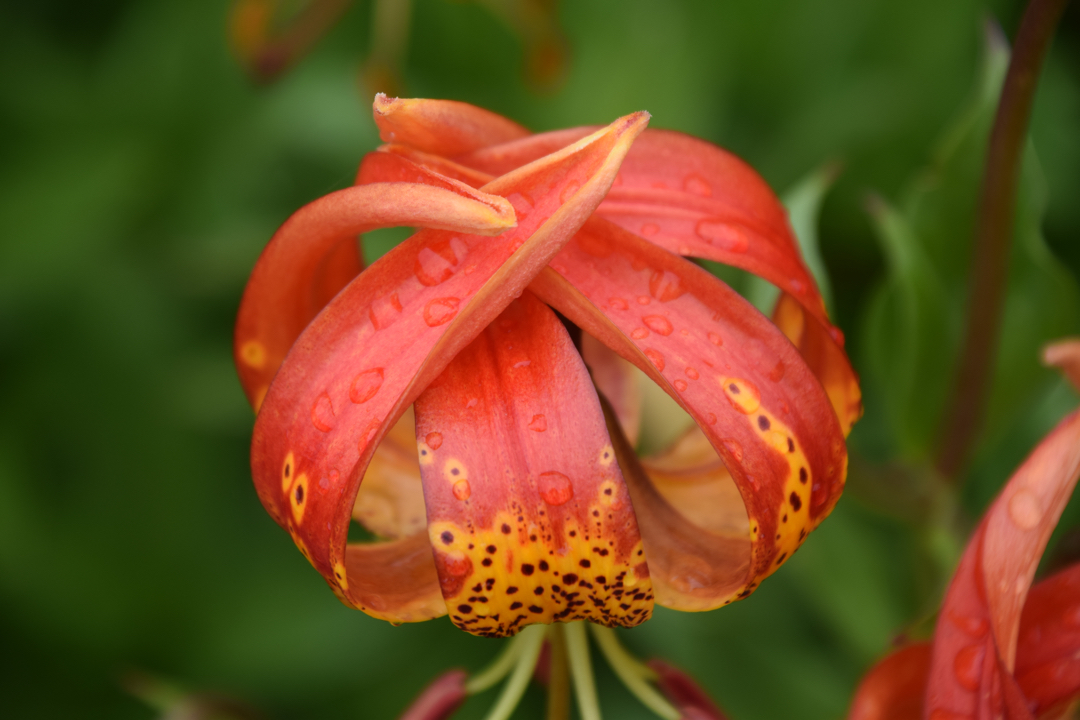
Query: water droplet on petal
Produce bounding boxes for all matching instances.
[640,223,660,237]
[674,379,688,391]
[953,644,985,691]
[424,297,461,326]
[683,173,712,197]
[630,327,649,340]
[695,219,749,253]
[643,315,673,336]
[369,292,404,330]
[1009,489,1042,530]
[685,367,699,380]
[311,393,335,432]
[648,270,686,302]
[350,368,384,404]
[609,297,629,311]
[528,414,547,432]
[426,432,443,449]
[644,348,665,372]
[707,412,717,425]
[708,332,723,346]
[415,238,468,286]
[722,439,744,463]
[453,480,472,501]
[768,360,786,382]
[538,471,573,506]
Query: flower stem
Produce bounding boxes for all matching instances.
[565,622,602,720]
[479,624,547,720]
[935,0,1070,481]
[466,629,528,695]
[590,626,680,720]
[546,625,571,720]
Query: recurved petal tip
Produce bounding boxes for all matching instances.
[647,659,728,720]
[1043,338,1080,392]
[397,669,468,720]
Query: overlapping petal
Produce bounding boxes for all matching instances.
[249,113,650,623]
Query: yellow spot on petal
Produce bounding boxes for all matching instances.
[281,452,296,493]
[417,441,435,466]
[290,473,309,525]
[721,377,761,414]
[444,458,467,482]
[333,561,349,592]
[598,445,615,467]
[240,340,266,369]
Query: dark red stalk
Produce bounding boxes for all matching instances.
[936,0,1071,480]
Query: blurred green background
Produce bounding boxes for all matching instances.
[2,0,1079,718]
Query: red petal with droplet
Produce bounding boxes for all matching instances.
[373,94,531,157]
[250,114,650,623]
[531,218,847,610]
[925,408,1080,719]
[1016,563,1080,716]
[234,181,516,410]
[414,293,652,637]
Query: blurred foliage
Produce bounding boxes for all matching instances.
[1,1,1078,719]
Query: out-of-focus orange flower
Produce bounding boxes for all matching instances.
[848,340,1080,720]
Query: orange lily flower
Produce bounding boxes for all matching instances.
[234,96,859,640]
[848,340,1080,720]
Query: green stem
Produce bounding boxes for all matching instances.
[590,626,680,720]
[466,629,529,695]
[479,624,547,720]
[546,625,571,720]
[935,0,1071,480]
[566,622,602,720]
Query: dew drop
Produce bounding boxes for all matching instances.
[538,471,574,506]
[637,295,651,305]
[415,238,468,286]
[369,292,404,330]
[648,270,686,302]
[708,332,723,346]
[560,180,581,203]
[707,412,717,425]
[683,173,712,197]
[426,432,443,450]
[695,219,749,253]
[642,315,673,336]
[453,480,472,501]
[350,368,384,404]
[643,348,665,372]
[630,327,649,340]
[466,398,479,409]
[609,297,629,311]
[685,367,700,380]
[640,223,660,237]
[768,360,786,383]
[529,414,548,432]
[674,379,688,392]
[1008,489,1042,530]
[953,644,984,692]
[311,393,335,432]
[424,297,461,326]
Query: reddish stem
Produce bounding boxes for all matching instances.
[935,0,1071,480]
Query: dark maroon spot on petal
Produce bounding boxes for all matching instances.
[562,573,578,585]
[758,415,771,431]
[787,437,795,453]
[529,534,537,542]
[507,586,518,594]
[521,564,535,576]
[482,558,492,567]
[440,531,454,545]
[579,559,591,568]
[501,524,511,534]
[534,587,544,595]
[728,383,740,394]
[295,485,304,504]
[775,553,787,565]
[799,467,808,483]
[458,605,472,613]
[789,492,802,511]
[539,560,549,571]
[486,545,497,554]
[782,514,788,523]
[596,576,606,584]
[603,488,612,495]
[529,605,543,614]
[568,530,576,537]
[510,601,522,610]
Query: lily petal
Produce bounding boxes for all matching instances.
[847,642,932,720]
[234,181,516,409]
[352,407,426,540]
[250,113,649,622]
[925,408,1080,718]
[531,217,847,609]
[415,293,652,637]
[1015,563,1080,716]
[582,332,643,446]
[372,94,531,157]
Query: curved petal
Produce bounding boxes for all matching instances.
[233,181,516,410]
[355,148,493,190]
[582,333,643,446]
[1016,563,1080,716]
[847,643,931,720]
[454,127,596,174]
[415,293,652,637]
[372,94,531,157]
[250,113,650,622]
[531,218,847,610]
[352,407,426,539]
[925,408,1080,719]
